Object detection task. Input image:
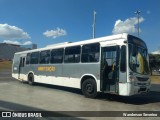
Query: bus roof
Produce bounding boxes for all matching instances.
[15,33,128,54]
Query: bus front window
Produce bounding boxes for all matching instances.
[129,44,149,74]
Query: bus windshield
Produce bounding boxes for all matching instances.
[129,44,149,74]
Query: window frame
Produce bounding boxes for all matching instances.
[50,48,64,64]
[120,45,126,72]
[81,43,100,63]
[26,53,31,65]
[39,50,50,64]
[64,46,81,63]
[30,52,39,64]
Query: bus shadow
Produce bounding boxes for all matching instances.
[33,82,83,95]
[24,82,160,105]
[98,91,160,105]
[101,84,160,105]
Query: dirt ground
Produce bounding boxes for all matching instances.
[151,72,160,84]
[0,61,12,71]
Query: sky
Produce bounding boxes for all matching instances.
[0,0,160,52]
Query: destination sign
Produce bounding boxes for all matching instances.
[128,35,146,48]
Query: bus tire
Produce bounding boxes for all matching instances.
[28,73,34,85]
[82,78,97,98]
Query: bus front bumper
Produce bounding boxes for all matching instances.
[128,83,151,96]
[119,82,150,96]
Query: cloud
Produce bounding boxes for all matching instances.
[23,41,32,45]
[112,17,144,34]
[0,23,30,39]
[3,40,32,45]
[3,40,20,45]
[43,27,67,39]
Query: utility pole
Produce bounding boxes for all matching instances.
[92,11,96,39]
[135,10,141,37]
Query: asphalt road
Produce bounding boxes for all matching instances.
[0,69,160,120]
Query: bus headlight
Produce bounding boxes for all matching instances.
[129,75,136,84]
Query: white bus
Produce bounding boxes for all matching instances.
[12,33,150,98]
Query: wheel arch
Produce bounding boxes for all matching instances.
[27,71,34,80]
[80,74,97,89]
[27,71,34,76]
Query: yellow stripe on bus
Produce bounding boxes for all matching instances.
[38,66,56,72]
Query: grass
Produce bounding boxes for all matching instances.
[0,61,12,71]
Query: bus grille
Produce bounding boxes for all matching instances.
[136,77,149,81]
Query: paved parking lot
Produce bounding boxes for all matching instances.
[0,69,160,120]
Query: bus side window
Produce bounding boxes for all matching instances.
[40,50,50,64]
[30,52,39,64]
[64,46,81,63]
[51,48,64,63]
[26,53,30,64]
[120,45,126,72]
[81,43,100,63]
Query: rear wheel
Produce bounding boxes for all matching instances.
[28,73,34,85]
[82,78,97,98]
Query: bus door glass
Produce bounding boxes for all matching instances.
[101,46,119,92]
[18,57,25,79]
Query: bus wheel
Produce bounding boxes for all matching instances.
[82,78,97,98]
[28,74,34,85]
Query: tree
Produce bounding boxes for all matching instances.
[149,54,160,75]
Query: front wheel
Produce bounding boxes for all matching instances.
[82,79,97,98]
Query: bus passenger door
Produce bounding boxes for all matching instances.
[18,57,25,80]
[101,46,119,93]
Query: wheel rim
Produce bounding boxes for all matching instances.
[86,83,94,93]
